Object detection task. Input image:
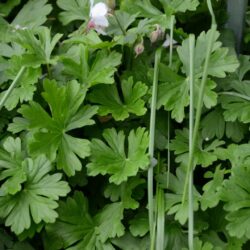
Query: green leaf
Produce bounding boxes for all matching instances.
[216,143,250,169]
[0,155,70,235]
[220,81,250,123]
[107,10,138,35]
[177,29,239,78]
[57,0,90,25]
[158,167,200,225]
[157,77,217,123]
[111,233,149,250]
[170,129,224,167]
[17,79,98,176]
[0,57,41,111]
[220,162,250,238]
[129,211,149,237]
[121,0,162,18]
[62,44,122,86]
[15,27,62,66]
[200,166,225,210]
[89,77,148,121]
[11,0,52,28]
[0,137,25,195]
[104,176,145,209]
[182,237,215,250]
[201,107,247,142]
[45,192,124,249]
[201,108,225,140]
[159,0,199,14]
[87,127,149,184]
[0,0,20,17]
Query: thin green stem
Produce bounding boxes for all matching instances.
[169,15,175,67]
[148,48,162,248]
[219,91,250,101]
[0,66,26,111]
[182,0,217,207]
[156,188,165,250]
[188,34,195,250]
[167,112,170,188]
[46,64,52,79]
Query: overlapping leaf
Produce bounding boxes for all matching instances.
[177,30,239,78]
[14,27,62,66]
[220,162,250,238]
[104,176,145,209]
[89,77,148,121]
[158,167,200,225]
[11,0,52,29]
[200,166,225,210]
[0,137,25,195]
[87,127,149,184]
[62,44,122,86]
[170,129,224,167]
[0,58,41,111]
[157,75,217,122]
[57,0,90,25]
[0,155,70,234]
[45,192,124,250]
[13,79,98,176]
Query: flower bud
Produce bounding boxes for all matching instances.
[134,41,144,57]
[150,24,164,43]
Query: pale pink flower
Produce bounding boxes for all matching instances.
[87,1,109,35]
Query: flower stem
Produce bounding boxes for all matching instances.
[181,0,217,207]
[169,15,175,68]
[0,66,26,111]
[148,48,162,248]
[219,91,250,101]
[188,34,195,250]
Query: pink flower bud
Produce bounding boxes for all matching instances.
[150,25,164,43]
[134,42,144,57]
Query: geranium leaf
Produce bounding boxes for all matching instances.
[157,167,200,225]
[14,27,62,67]
[157,78,217,123]
[0,137,25,195]
[57,0,90,25]
[0,155,70,235]
[11,0,52,28]
[16,79,98,176]
[104,176,145,209]
[177,29,239,78]
[170,129,224,167]
[87,127,149,185]
[220,162,250,238]
[89,77,148,121]
[45,192,124,249]
[62,44,122,86]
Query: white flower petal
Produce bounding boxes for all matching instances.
[90,3,108,18]
[162,34,177,48]
[92,16,109,27]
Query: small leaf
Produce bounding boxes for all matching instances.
[89,77,148,121]
[0,155,70,235]
[57,0,90,25]
[87,127,149,184]
[11,0,52,28]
